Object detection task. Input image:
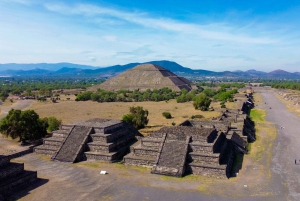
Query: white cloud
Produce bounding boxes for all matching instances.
[44,3,277,44]
[102,35,116,42]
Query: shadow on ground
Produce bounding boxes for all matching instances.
[3,178,49,201]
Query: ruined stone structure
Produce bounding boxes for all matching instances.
[0,155,37,198]
[34,118,141,163]
[35,93,255,179]
[92,64,193,92]
[124,126,232,178]
[124,93,255,178]
[278,90,300,105]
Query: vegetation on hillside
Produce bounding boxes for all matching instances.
[262,81,300,90]
[0,77,103,101]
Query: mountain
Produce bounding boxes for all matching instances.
[0,60,300,79]
[0,62,97,71]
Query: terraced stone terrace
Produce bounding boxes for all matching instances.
[34,93,255,179]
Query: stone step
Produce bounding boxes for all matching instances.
[188,162,226,170]
[187,162,227,178]
[34,145,58,156]
[52,132,69,138]
[88,133,136,153]
[133,147,158,157]
[151,165,180,177]
[0,163,24,182]
[91,129,129,143]
[90,133,112,143]
[43,137,65,146]
[85,146,130,162]
[188,152,220,163]
[141,138,161,147]
[0,170,37,195]
[123,153,156,167]
[189,142,213,152]
[87,142,114,153]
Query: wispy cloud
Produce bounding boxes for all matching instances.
[44,3,277,44]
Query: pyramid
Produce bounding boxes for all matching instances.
[94,64,192,91]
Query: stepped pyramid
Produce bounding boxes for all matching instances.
[95,64,192,91]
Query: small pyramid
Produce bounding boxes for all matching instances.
[93,64,192,91]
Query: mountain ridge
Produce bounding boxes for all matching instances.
[0,61,299,79]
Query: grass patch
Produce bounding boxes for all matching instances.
[250,109,266,122]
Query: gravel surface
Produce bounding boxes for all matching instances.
[259,89,300,201]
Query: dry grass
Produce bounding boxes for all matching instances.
[28,99,232,135]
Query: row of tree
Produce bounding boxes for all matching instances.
[0,77,104,101]
[75,87,238,104]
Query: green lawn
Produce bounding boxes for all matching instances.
[250,109,266,122]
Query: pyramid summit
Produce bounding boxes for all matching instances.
[95,63,192,91]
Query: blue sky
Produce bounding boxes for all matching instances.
[1,0,300,72]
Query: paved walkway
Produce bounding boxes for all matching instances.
[259,89,300,201]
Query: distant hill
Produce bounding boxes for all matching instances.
[0,60,299,79]
[0,62,96,71]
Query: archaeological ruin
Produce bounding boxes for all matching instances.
[0,154,37,198]
[33,92,255,179]
[90,63,194,92]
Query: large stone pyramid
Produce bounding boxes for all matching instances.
[95,64,192,91]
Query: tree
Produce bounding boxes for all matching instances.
[0,109,47,142]
[42,116,62,132]
[193,93,211,111]
[122,106,149,129]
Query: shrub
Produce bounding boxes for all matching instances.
[190,115,204,119]
[122,106,149,129]
[44,116,62,132]
[193,93,211,111]
[162,112,172,119]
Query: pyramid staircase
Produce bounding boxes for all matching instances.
[151,135,190,177]
[34,125,73,156]
[123,133,164,167]
[52,126,92,163]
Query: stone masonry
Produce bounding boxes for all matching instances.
[125,92,255,178]
[34,118,141,163]
[0,155,37,199]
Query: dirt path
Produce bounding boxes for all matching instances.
[258,89,300,201]
[0,100,33,119]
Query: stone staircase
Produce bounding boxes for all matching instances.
[151,135,189,177]
[34,125,73,156]
[123,134,163,167]
[52,126,92,163]
[186,133,231,179]
[0,155,37,198]
[84,124,137,162]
